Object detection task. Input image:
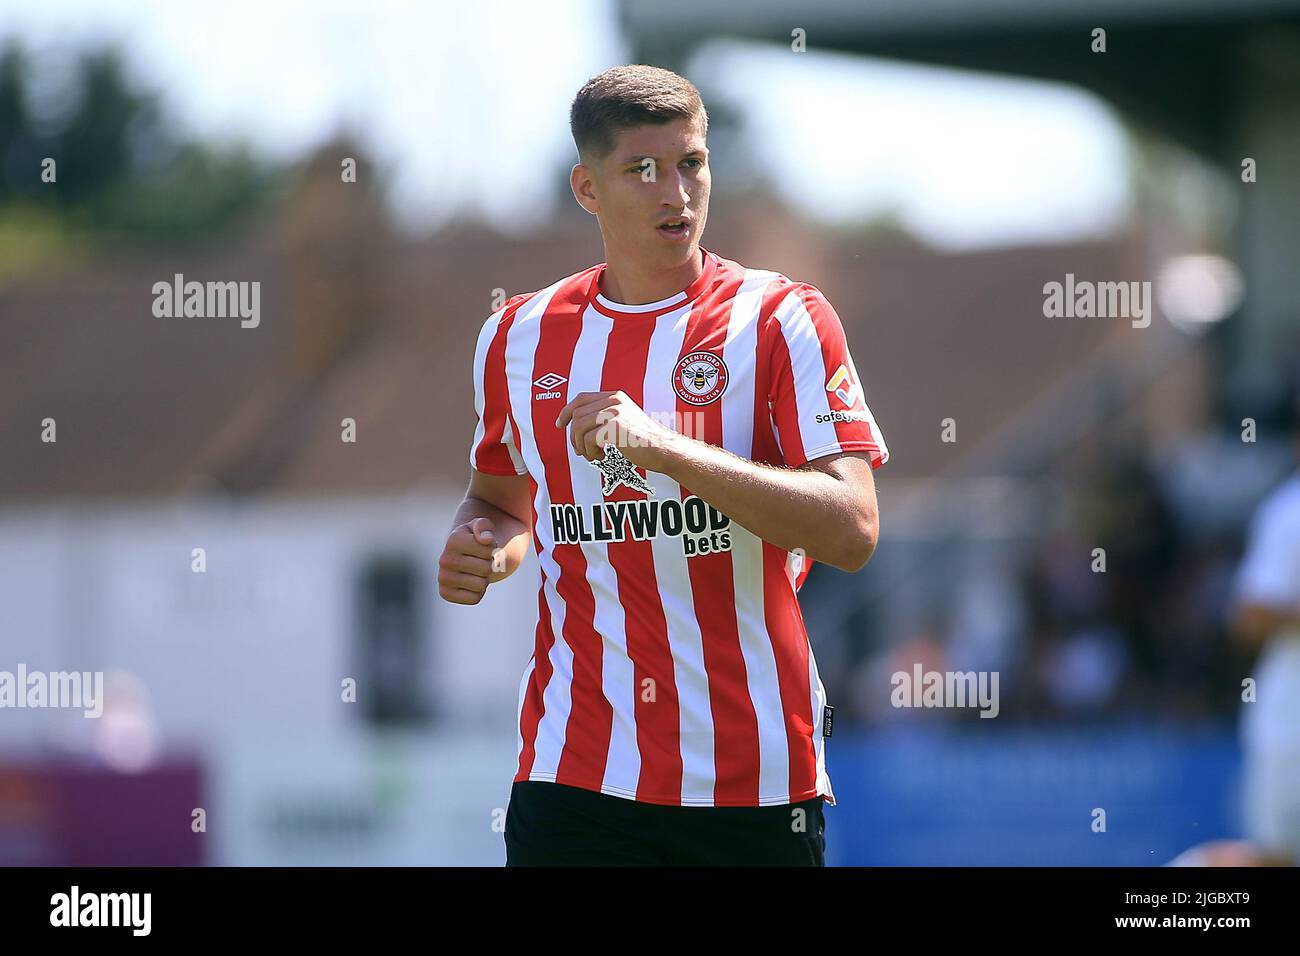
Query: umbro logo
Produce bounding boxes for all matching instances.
[534,372,567,401]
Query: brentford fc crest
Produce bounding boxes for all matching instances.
[673,351,728,406]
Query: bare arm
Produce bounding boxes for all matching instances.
[654,439,879,572]
[438,469,533,604]
[1230,502,1300,649]
[555,390,880,572]
[1232,601,1300,650]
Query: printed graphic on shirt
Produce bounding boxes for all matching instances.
[549,494,733,557]
[825,363,862,408]
[673,350,728,405]
[533,372,567,400]
[588,444,655,496]
[816,365,872,425]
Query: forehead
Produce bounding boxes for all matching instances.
[609,115,706,159]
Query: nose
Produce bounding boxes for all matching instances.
[659,166,691,207]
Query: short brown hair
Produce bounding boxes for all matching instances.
[570,65,708,163]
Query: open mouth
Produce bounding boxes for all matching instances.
[657,219,689,238]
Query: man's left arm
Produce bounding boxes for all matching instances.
[555,392,879,572]
[655,435,880,572]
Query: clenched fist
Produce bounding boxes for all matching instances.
[438,516,505,605]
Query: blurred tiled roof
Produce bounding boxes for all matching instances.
[0,176,1142,500]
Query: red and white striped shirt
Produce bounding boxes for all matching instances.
[470,247,888,807]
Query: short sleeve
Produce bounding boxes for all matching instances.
[1233,491,1300,608]
[469,309,527,477]
[766,283,889,470]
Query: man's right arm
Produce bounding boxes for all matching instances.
[450,302,533,604]
[438,468,533,605]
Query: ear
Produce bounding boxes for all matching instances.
[571,163,599,215]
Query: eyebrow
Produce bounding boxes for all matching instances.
[619,148,708,164]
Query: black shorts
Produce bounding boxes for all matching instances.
[504,780,826,866]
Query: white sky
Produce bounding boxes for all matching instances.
[0,0,1132,249]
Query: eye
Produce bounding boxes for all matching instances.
[682,158,703,169]
[630,162,653,175]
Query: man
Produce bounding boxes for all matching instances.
[1230,397,1300,865]
[438,65,889,866]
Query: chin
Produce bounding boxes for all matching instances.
[652,238,698,262]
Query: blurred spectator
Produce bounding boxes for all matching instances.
[1227,390,1300,864]
[886,382,1300,729]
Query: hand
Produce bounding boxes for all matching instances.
[554,390,677,470]
[438,516,503,605]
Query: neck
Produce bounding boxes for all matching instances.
[599,246,703,305]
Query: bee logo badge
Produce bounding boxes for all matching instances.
[673,350,728,406]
